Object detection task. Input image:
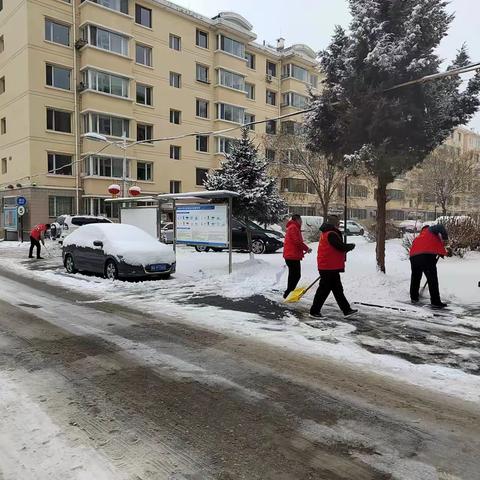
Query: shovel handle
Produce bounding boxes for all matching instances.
[303,275,321,295]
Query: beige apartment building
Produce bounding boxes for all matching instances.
[0,0,320,238]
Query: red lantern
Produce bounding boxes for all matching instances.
[129,185,141,197]
[108,184,121,197]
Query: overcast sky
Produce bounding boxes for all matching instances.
[175,0,480,131]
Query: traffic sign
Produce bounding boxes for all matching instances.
[16,196,27,206]
[17,206,26,217]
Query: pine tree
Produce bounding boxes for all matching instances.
[306,0,480,272]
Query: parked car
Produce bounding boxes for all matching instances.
[399,220,423,233]
[339,220,365,236]
[160,222,174,244]
[52,215,112,243]
[63,223,176,280]
[194,218,283,254]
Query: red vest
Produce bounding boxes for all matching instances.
[30,224,47,241]
[317,231,345,271]
[410,228,447,257]
[283,220,308,261]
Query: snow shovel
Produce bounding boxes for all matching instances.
[284,276,320,304]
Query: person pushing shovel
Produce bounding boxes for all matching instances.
[29,223,50,259]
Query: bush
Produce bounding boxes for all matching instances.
[366,222,401,242]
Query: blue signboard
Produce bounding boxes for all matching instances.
[16,196,27,206]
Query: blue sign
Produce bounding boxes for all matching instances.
[16,196,27,206]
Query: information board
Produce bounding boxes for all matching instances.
[176,204,228,247]
[3,207,18,231]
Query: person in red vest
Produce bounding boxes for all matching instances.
[410,224,449,308]
[310,215,357,318]
[29,223,50,259]
[283,214,312,299]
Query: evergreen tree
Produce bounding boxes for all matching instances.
[306,0,480,272]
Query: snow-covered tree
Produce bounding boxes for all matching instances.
[205,128,287,252]
[306,0,480,272]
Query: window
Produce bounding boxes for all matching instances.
[83,25,128,56]
[1,157,6,175]
[196,168,208,186]
[349,184,369,198]
[196,99,208,118]
[137,161,152,181]
[245,51,255,69]
[137,123,152,142]
[170,145,181,160]
[170,72,181,88]
[84,113,129,138]
[281,121,303,135]
[81,0,128,14]
[0,76,5,94]
[266,61,277,77]
[135,43,152,66]
[0,36,4,54]
[49,196,74,217]
[170,180,181,194]
[265,149,275,162]
[0,117,5,134]
[136,83,152,105]
[348,208,367,220]
[281,178,308,193]
[217,68,244,91]
[244,113,255,130]
[282,64,309,83]
[386,189,405,201]
[170,109,181,124]
[266,120,277,135]
[310,75,318,89]
[45,19,70,46]
[218,34,245,58]
[135,4,152,28]
[196,135,208,152]
[48,153,72,175]
[47,108,71,133]
[217,137,233,154]
[46,64,71,90]
[83,198,119,219]
[84,155,129,178]
[245,82,255,100]
[82,69,129,98]
[196,64,209,83]
[196,29,208,49]
[282,92,308,109]
[169,34,181,51]
[216,103,245,124]
[266,90,276,106]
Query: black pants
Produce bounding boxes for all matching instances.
[310,271,351,314]
[284,259,301,298]
[410,254,441,304]
[29,236,41,258]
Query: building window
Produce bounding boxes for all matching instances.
[170,109,181,124]
[135,43,152,66]
[170,180,181,194]
[47,108,71,133]
[348,208,367,220]
[196,135,208,152]
[45,19,70,46]
[244,113,255,130]
[0,76,4,95]
[170,145,181,160]
[1,157,6,174]
[266,90,276,106]
[196,64,209,83]
[281,64,309,83]
[0,36,4,54]
[136,123,152,142]
[83,25,128,56]
[217,68,244,91]
[386,189,405,201]
[265,149,275,162]
[218,34,245,58]
[83,198,119,219]
[245,51,255,69]
[81,0,128,14]
[266,120,277,135]
[0,117,5,134]
[282,92,308,109]
[266,61,277,77]
[136,83,152,105]
[169,34,181,51]
[196,99,208,118]
[46,64,71,90]
[310,75,318,89]
[216,137,233,154]
[48,153,72,175]
[245,82,255,100]
[196,29,208,49]
[49,196,73,217]
[281,178,309,194]
[216,103,245,124]
[196,168,208,186]
[137,161,152,181]
[170,72,181,88]
[135,4,152,28]
[84,113,129,138]
[84,155,129,178]
[82,69,129,98]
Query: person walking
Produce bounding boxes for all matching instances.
[283,214,312,299]
[310,215,357,318]
[409,224,449,308]
[29,223,50,259]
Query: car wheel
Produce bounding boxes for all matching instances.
[64,254,78,274]
[105,260,118,280]
[251,239,266,254]
[195,246,210,252]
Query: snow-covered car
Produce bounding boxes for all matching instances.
[339,220,365,236]
[399,220,423,233]
[160,222,174,244]
[52,215,112,243]
[62,223,176,280]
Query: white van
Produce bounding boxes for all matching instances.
[301,216,324,234]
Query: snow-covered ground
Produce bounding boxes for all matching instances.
[1,237,479,403]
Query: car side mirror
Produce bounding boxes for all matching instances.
[93,240,103,248]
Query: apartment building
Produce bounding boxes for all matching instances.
[0,0,320,238]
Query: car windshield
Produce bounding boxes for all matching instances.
[242,218,263,230]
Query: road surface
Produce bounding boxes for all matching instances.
[0,268,479,480]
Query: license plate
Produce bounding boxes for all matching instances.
[149,264,168,272]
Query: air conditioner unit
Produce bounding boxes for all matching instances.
[266,74,273,83]
[75,39,87,50]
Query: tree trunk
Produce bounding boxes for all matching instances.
[322,204,329,220]
[375,176,387,273]
[442,203,447,216]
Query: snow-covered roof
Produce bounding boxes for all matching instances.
[158,190,240,200]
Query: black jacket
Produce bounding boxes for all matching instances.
[319,223,355,253]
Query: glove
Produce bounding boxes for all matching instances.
[446,247,453,257]
[307,248,313,254]
[347,244,355,252]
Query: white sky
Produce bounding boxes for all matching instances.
[174,0,480,131]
